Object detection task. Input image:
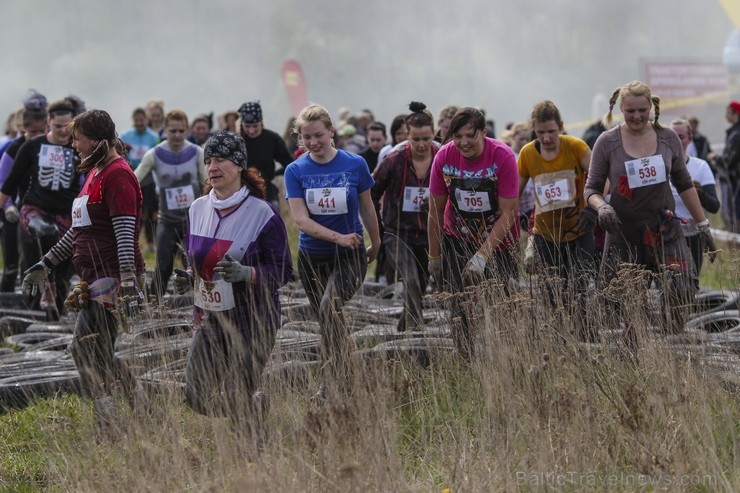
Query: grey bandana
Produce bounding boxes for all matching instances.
[238,101,262,123]
[203,130,249,168]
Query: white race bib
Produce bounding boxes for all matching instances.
[306,187,348,215]
[625,154,667,189]
[165,186,195,210]
[534,172,575,212]
[454,189,491,213]
[128,145,149,162]
[71,195,92,228]
[194,278,235,311]
[402,186,429,212]
[38,145,66,169]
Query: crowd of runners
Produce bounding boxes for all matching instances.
[0,80,731,435]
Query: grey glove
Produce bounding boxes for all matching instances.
[22,260,50,296]
[577,206,598,233]
[119,277,144,321]
[214,254,253,283]
[172,268,194,294]
[697,221,718,263]
[428,256,442,289]
[4,204,19,224]
[597,204,621,234]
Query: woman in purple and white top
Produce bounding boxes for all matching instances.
[174,130,293,437]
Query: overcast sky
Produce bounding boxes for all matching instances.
[0,0,735,141]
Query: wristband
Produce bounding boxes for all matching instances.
[696,219,710,228]
[428,254,441,260]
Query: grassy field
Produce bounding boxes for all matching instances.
[1,208,739,491]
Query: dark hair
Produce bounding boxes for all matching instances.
[444,107,486,144]
[204,167,267,199]
[22,89,48,127]
[530,100,563,129]
[405,101,434,130]
[389,113,408,145]
[367,121,387,137]
[69,109,127,172]
[131,107,146,119]
[48,95,86,119]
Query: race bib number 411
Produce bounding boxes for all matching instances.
[625,154,667,189]
[306,187,348,215]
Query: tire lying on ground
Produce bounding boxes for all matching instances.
[692,289,740,315]
[0,292,31,310]
[271,330,322,362]
[114,335,192,369]
[262,360,320,391]
[139,357,188,395]
[354,337,455,368]
[0,351,80,410]
[686,309,740,334]
[0,316,39,339]
[0,308,48,321]
[24,322,75,335]
[4,332,72,352]
[130,318,192,340]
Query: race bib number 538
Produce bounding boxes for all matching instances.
[625,155,667,189]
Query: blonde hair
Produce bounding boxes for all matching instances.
[293,104,334,135]
[603,80,662,130]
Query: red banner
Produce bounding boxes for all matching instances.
[281,60,308,117]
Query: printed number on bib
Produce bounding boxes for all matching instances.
[625,155,667,189]
[71,195,92,228]
[306,187,348,215]
[454,189,491,213]
[194,278,235,311]
[402,186,429,212]
[533,170,576,212]
[165,186,195,210]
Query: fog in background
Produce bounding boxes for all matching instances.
[0,0,734,142]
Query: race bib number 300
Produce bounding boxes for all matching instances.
[625,155,667,189]
[454,189,491,213]
[306,187,348,215]
[194,278,235,311]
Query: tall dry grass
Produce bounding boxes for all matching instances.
[17,258,734,493]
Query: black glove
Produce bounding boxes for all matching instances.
[577,207,598,233]
[172,268,194,294]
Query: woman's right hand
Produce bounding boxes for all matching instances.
[335,232,363,249]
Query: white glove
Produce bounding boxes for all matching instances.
[22,260,51,296]
[462,252,487,285]
[5,204,19,224]
[214,254,253,283]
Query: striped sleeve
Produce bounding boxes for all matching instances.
[46,228,74,265]
[112,215,137,276]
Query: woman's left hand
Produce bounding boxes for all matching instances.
[366,243,378,263]
[215,254,254,283]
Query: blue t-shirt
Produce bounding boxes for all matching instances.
[120,127,160,169]
[285,149,374,255]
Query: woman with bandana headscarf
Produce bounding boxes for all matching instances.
[173,130,293,445]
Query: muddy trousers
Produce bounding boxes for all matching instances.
[70,301,137,402]
[298,248,367,389]
[442,235,517,359]
[185,317,276,435]
[383,234,429,332]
